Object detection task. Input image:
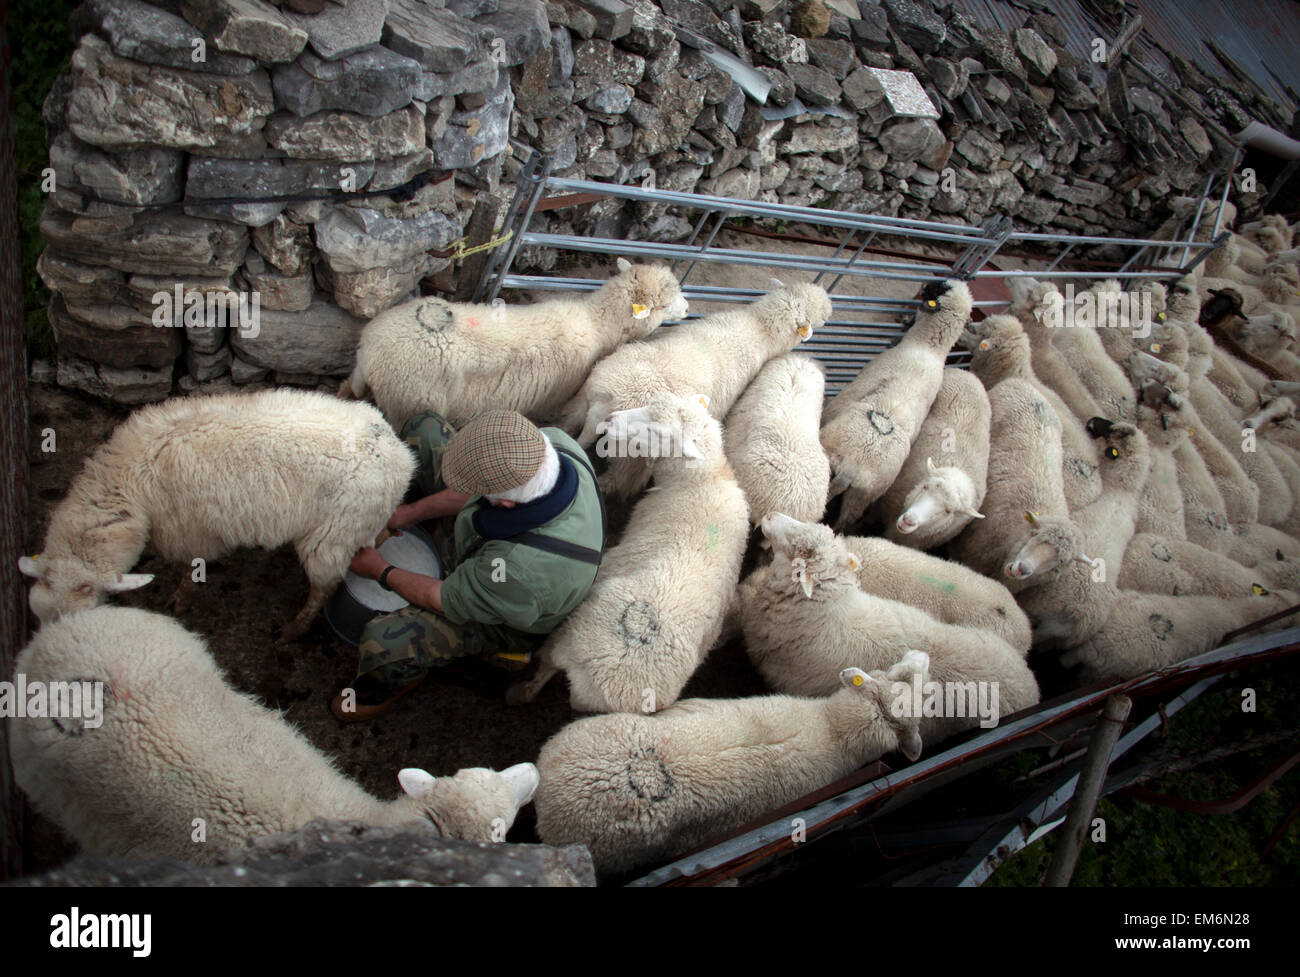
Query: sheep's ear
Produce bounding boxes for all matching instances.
[105,573,154,593]
[798,571,814,599]
[769,277,785,289]
[899,728,923,762]
[961,507,985,519]
[616,257,632,273]
[1074,553,1097,566]
[846,553,861,572]
[680,435,703,460]
[499,763,539,808]
[926,456,937,472]
[18,555,42,578]
[1023,510,1038,525]
[398,768,437,798]
[840,667,873,689]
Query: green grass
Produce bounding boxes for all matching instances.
[987,664,1300,886]
[7,0,78,361]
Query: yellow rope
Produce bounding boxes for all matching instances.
[447,229,514,261]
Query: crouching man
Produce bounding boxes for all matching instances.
[334,409,605,721]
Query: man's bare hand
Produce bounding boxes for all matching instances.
[349,547,387,579]
[386,504,416,534]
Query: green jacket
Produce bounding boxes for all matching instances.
[439,429,604,634]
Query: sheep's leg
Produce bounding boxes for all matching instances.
[278,581,338,644]
[505,663,560,706]
[373,528,393,548]
[168,574,198,613]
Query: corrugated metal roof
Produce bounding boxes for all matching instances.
[953,0,1300,117]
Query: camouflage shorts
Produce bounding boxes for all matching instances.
[400,410,458,499]
[353,607,542,700]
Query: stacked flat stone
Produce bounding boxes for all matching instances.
[39,0,546,402]
[37,0,1286,402]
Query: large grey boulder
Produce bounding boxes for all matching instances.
[474,0,551,67]
[273,48,425,117]
[65,36,275,151]
[430,71,514,168]
[314,205,461,274]
[70,0,257,74]
[384,0,485,71]
[40,203,250,277]
[49,132,184,206]
[282,0,391,60]
[230,298,367,374]
[178,0,309,63]
[265,106,425,160]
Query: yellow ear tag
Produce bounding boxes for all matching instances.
[849,555,861,571]
[632,303,650,319]
[926,299,938,308]
[1252,583,1268,595]
[1024,510,1038,524]
[698,395,710,408]
[1156,312,1166,322]
[1108,446,1120,459]
[797,324,812,338]
[851,673,865,687]
[979,339,990,350]
[1188,428,1195,438]
[1150,343,1161,353]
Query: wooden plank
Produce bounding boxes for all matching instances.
[454,195,501,303]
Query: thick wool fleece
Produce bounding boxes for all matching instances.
[723,353,830,524]
[562,283,832,500]
[878,368,991,549]
[533,651,930,876]
[534,398,749,713]
[821,279,974,527]
[10,607,537,864]
[738,517,1039,746]
[349,260,687,427]
[25,389,415,628]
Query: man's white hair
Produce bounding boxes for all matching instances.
[485,435,560,504]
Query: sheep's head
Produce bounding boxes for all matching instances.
[894,458,983,536]
[609,258,688,337]
[1138,281,1168,319]
[1260,379,1300,403]
[1200,287,1244,327]
[18,554,153,624]
[397,763,538,841]
[968,314,1030,381]
[1086,418,1149,487]
[915,280,974,337]
[596,392,721,471]
[839,648,930,762]
[760,280,831,345]
[1003,513,1093,586]
[759,512,859,598]
[1243,396,1297,431]
[1262,262,1300,306]
[1236,310,1296,357]
[1164,275,1199,324]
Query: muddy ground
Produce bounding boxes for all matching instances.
[19,231,1024,875]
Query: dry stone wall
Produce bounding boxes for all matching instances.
[35,0,1291,403]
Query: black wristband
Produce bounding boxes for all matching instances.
[378,565,397,591]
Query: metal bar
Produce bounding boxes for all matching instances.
[1117,243,1151,275]
[471,151,541,303]
[678,209,730,286]
[1179,171,1218,268]
[1042,694,1133,887]
[485,152,552,303]
[813,228,856,286]
[1211,147,1242,240]
[827,231,876,292]
[672,211,711,275]
[1043,241,1076,274]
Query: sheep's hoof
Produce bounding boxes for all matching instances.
[276,620,309,645]
[504,680,535,707]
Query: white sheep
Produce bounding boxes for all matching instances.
[1011,419,1150,649]
[19,389,415,642]
[560,282,831,500]
[841,535,1032,654]
[962,312,1102,511]
[722,353,830,524]
[533,650,930,876]
[821,279,974,529]
[10,607,539,864]
[1043,281,1137,423]
[877,368,990,549]
[1062,588,1299,681]
[346,258,689,428]
[950,377,1068,579]
[1007,277,1106,423]
[510,394,749,713]
[738,514,1039,745]
[1119,532,1283,598]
